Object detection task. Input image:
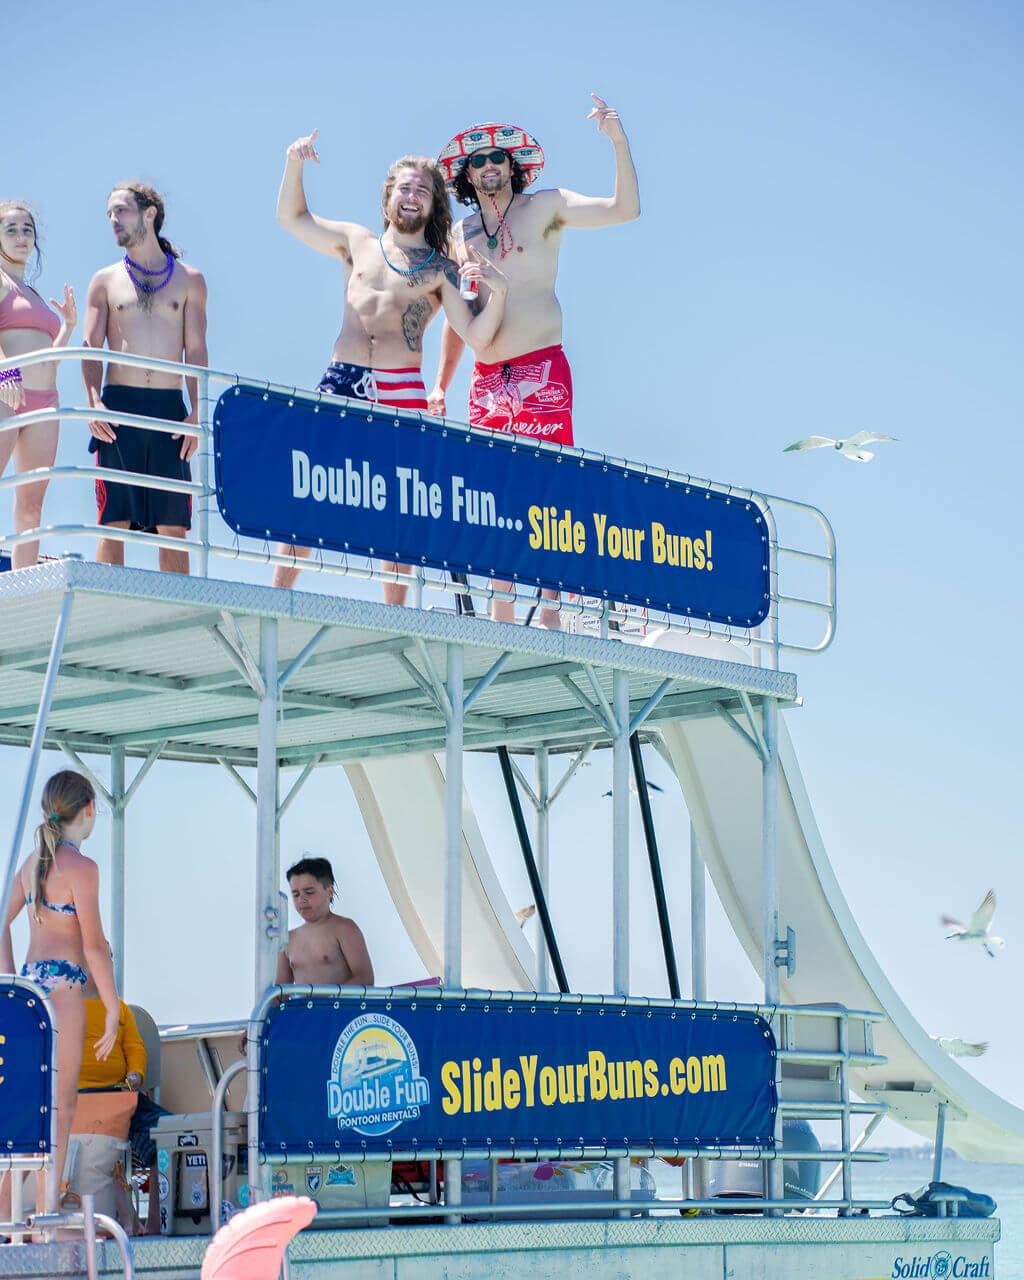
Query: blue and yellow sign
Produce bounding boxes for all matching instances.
[214,386,772,627]
[259,993,776,1158]
[0,979,54,1153]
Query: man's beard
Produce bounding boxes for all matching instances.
[391,208,429,235]
[115,221,147,249]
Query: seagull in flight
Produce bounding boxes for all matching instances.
[784,430,898,463]
[931,1036,989,1058]
[514,904,536,928]
[942,890,1005,957]
[602,778,664,799]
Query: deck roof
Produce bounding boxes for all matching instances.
[0,560,797,767]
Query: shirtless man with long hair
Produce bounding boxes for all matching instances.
[430,98,640,627]
[272,130,508,596]
[82,182,208,575]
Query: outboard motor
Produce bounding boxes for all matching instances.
[706,1118,822,1209]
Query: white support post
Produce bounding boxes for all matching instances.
[1,591,74,931]
[110,747,126,992]
[762,699,780,1003]
[689,823,708,1203]
[612,670,630,996]
[611,669,630,1216]
[443,643,464,1219]
[254,618,279,1000]
[535,748,549,993]
[761,697,783,1207]
[690,825,707,1002]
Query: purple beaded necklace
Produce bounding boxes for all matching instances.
[124,251,175,293]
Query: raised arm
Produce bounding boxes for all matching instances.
[82,271,114,443]
[178,269,209,461]
[70,857,119,1060]
[48,284,77,350]
[439,249,508,354]
[337,918,374,986]
[556,95,640,230]
[277,129,361,259]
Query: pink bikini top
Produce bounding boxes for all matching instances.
[0,279,61,341]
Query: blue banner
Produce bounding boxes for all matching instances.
[0,980,54,1153]
[214,386,771,627]
[258,994,776,1158]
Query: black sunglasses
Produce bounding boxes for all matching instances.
[468,150,510,169]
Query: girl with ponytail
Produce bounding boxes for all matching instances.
[1,769,119,1206]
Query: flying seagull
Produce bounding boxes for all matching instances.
[931,1036,989,1058]
[784,430,897,463]
[942,890,1005,958]
[602,778,664,799]
[514,904,536,927]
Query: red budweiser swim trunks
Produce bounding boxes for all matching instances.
[469,344,573,445]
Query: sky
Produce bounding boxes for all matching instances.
[2,0,1022,1155]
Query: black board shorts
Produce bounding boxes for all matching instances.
[91,385,192,531]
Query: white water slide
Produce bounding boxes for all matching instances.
[663,712,1024,1162]
[347,701,1024,1162]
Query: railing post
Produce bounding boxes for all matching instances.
[196,369,210,578]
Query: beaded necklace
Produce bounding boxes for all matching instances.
[480,193,515,257]
[124,251,175,294]
[378,238,436,287]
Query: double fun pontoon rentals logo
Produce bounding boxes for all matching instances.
[326,1013,430,1136]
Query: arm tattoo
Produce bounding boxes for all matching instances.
[401,297,432,351]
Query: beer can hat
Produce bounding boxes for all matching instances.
[437,122,545,191]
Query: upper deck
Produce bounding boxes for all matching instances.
[0,557,797,768]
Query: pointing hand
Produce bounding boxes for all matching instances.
[287,128,320,165]
[587,94,625,142]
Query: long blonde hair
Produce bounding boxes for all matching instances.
[31,771,94,923]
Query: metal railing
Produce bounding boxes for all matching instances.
[1,348,837,665]
[196,987,889,1228]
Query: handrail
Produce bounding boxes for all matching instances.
[210,1058,247,1233]
[1,347,837,660]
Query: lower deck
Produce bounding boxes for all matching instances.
[0,1216,1000,1279]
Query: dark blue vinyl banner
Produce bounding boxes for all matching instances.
[0,980,54,1153]
[214,385,771,627]
[259,994,776,1158]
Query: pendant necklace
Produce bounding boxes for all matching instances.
[379,238,436,287]
[481,194,515,256]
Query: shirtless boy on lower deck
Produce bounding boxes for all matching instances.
[272,129,508,597]
[276,856,374,987]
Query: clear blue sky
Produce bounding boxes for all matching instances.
[2,0,1022,1149]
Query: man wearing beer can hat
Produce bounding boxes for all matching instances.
[430,98,640,627]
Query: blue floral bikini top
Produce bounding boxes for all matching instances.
[26,893,77,916]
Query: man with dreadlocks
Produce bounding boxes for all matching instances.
[429,97,639,626]
[271,129,508,596]
[82,182,208,575]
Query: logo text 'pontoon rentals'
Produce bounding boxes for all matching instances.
[326,1014,430,1137]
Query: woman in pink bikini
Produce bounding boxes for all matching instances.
[0,770,119,1208]
[0,201,77,567]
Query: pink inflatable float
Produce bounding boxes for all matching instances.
[200,1195,316,1280]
